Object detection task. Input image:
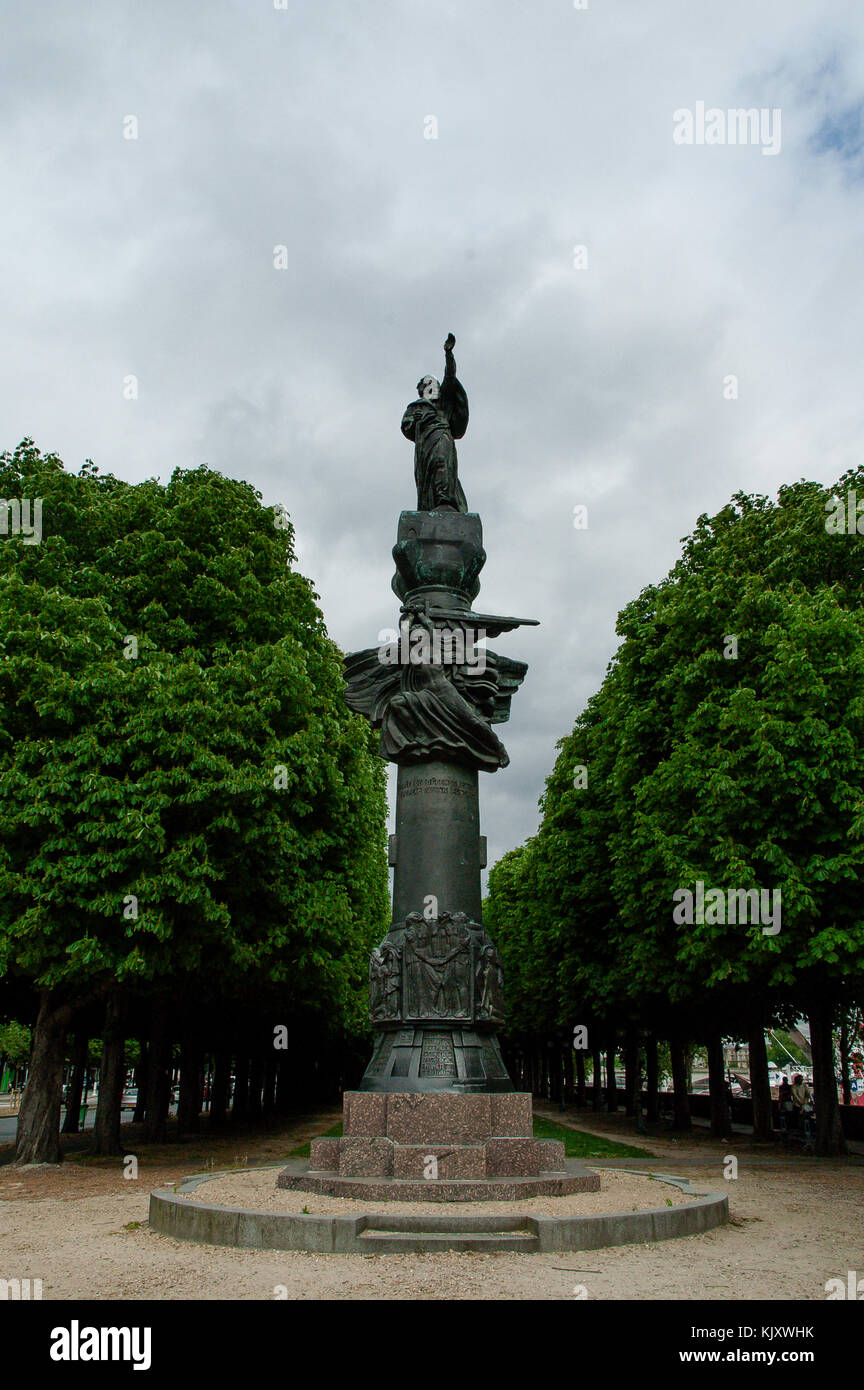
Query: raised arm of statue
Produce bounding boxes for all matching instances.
[442,333,456,383]
[439,333,457,408]
[439,333,468,440]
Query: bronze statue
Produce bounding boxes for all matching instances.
[342,337,539,1087]
[476,942,505,1023]
[369,943,402,1022]
[401,333,469,512]
[379,608,509,771]
[404,913,472,1019]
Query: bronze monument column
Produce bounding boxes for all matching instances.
[344,335,538,1093]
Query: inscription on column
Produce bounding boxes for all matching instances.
[420,1031,457,1078]
[399,776,474,798]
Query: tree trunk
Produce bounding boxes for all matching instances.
[670,1037,691,1131]
[61,1030,88,1134]
[143,1009,171,1144]
[810,997,845,1156]
[82,1065,92,1126]
[605,1033,618,1112]
[133,1042,148,1123]
[747,1015,774,1142]
[91,996,125,1156]
[14,992,75,1165]
[209,1050,230,1128]
[645,1036,659,1123]
[177,1039,203,1134]
[232,1053,250,1122]
[248,1053,264,1123]
[624,1029,638,1117]
[591,1046,603,1111]
[263,1052,278,1118]
[707,1033,731,1138]
[573,1049,586,1107]
[274,1051,291,1116]
[546,1045,559,1104]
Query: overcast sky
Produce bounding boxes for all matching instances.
[3,1,864,876]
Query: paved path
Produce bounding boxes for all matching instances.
[0,1102,173,1144]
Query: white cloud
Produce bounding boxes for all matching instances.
[2,0,864,867]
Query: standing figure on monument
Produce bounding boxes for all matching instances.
[401,332,469,512]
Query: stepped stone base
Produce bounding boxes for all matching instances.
[276,1090,601,1202]
[276,1170,599,1202]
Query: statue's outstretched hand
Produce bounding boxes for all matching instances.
[444,333,456,352]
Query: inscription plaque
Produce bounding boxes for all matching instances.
[398,775,474,798]
[420,1031,457,1077]
[480,1040,508,1079]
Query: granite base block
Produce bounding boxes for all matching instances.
[289,1090,583,1199]
[275,1169,601,1202]
[344,1092,387,1137]
[386,1092,492,1144]
[490,1093,533,1136]
[485,1136,541,1177]
[309,1137,340,1170]
[337,1137,394,1178]
[391,1144,487,1181]
[537,1139,567,1172]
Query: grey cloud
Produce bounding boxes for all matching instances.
[3,0,864,865]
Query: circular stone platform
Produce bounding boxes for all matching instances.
[275,1156,600,1203]
[148,1162,729,1254]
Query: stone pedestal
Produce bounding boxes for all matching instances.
[277,1091,601,1202]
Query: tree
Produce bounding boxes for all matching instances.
[489,472,864,1155]
[0,442,388,1162]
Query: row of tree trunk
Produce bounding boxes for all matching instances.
[507,1002,848,1154]
[13,990,347,1164]
[11,989,851,1162]
[509,1033,703,1129]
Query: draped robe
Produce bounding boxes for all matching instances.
[401,354,469,512]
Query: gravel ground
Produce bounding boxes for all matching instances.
[180,1165,693,1216]
[1,1108,862,1300]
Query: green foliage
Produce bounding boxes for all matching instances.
[530,1115,652,1158]
[289,1118,343,1157]
[0,440,389,1035]
[0,1019,31,1062]
[765,1030,808,1067]
[489,470,864,1042]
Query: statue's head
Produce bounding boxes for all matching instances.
[417,375,440,403]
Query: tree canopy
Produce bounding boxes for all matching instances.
[0,440,389,1159]
[488,470,864,1152]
